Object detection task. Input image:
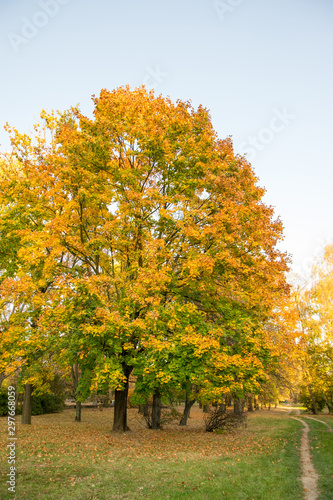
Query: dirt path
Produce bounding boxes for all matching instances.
[291,417,319,500]
[303,415,333,431]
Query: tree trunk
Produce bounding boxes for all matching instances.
[21,383,32,425]
[234,398,244,415]
[139,403,149,417]
[75,401,82,422]
[203,404,210,413]
[323,394,333,414]
[247,395,254,412]
[308,385,319,415]
[71,364,82,422]
[327,396,333,414]
[15,386,20,412]
[179,398,196,426]
[0,372,5,389]
[151,388,161,430]
[112,365,132,432]
[218,403,227,413]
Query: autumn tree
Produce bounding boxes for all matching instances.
[297,246,333,413]
[0,154,65,423]
[1,86,289,432]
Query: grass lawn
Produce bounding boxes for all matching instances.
[305,415,333,500]
[1,406,305,499]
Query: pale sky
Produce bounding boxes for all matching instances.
[1,0,332,275]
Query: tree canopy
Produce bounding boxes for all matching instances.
[0,86,290,430]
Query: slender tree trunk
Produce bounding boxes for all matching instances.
[198,401,202,409]
[179,398,196,426]
[203,404,210,413]
[151,388,162,429]
[323,394,333,414]
[308,385,319,415]
[75,401,82,422]
[112,365,132,432]
[15,386,20,412]
[0,373,5,389]
[71,364,82,422]
[21,383,32,425]
[247,395,254,412]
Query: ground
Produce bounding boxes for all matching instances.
[0,405,332,499]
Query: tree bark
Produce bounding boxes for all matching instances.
[15,386,20,412]
[21,383,32,425]
[218,403,227,414]
[308,384,319,415]
[234,398,244,415]
[151,388,162,429]
[179,398,196,426]
[203,404,210,413]
[75,401,82,422]
[112,365,132,432]
[247,395,254,412]
[71,364,82,422]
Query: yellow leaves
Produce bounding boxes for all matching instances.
[122,342,133,351]
[142,337,170,353]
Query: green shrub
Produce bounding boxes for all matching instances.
[0,388,22,416]
[300,389,326,413]
[0,390,9,416]
[31,392,65,415]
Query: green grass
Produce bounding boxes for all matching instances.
[306,416,333,500]
[0,408,304,499]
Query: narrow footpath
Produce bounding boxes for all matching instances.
[290,415,319,500]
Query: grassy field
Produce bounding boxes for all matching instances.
[0,405,315,499]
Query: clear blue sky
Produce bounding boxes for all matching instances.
[1,0,332,275]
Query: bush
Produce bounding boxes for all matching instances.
[204,407,247,432]
[0,389,9,416]
[31,392,65,415]
[0,388,22,416]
